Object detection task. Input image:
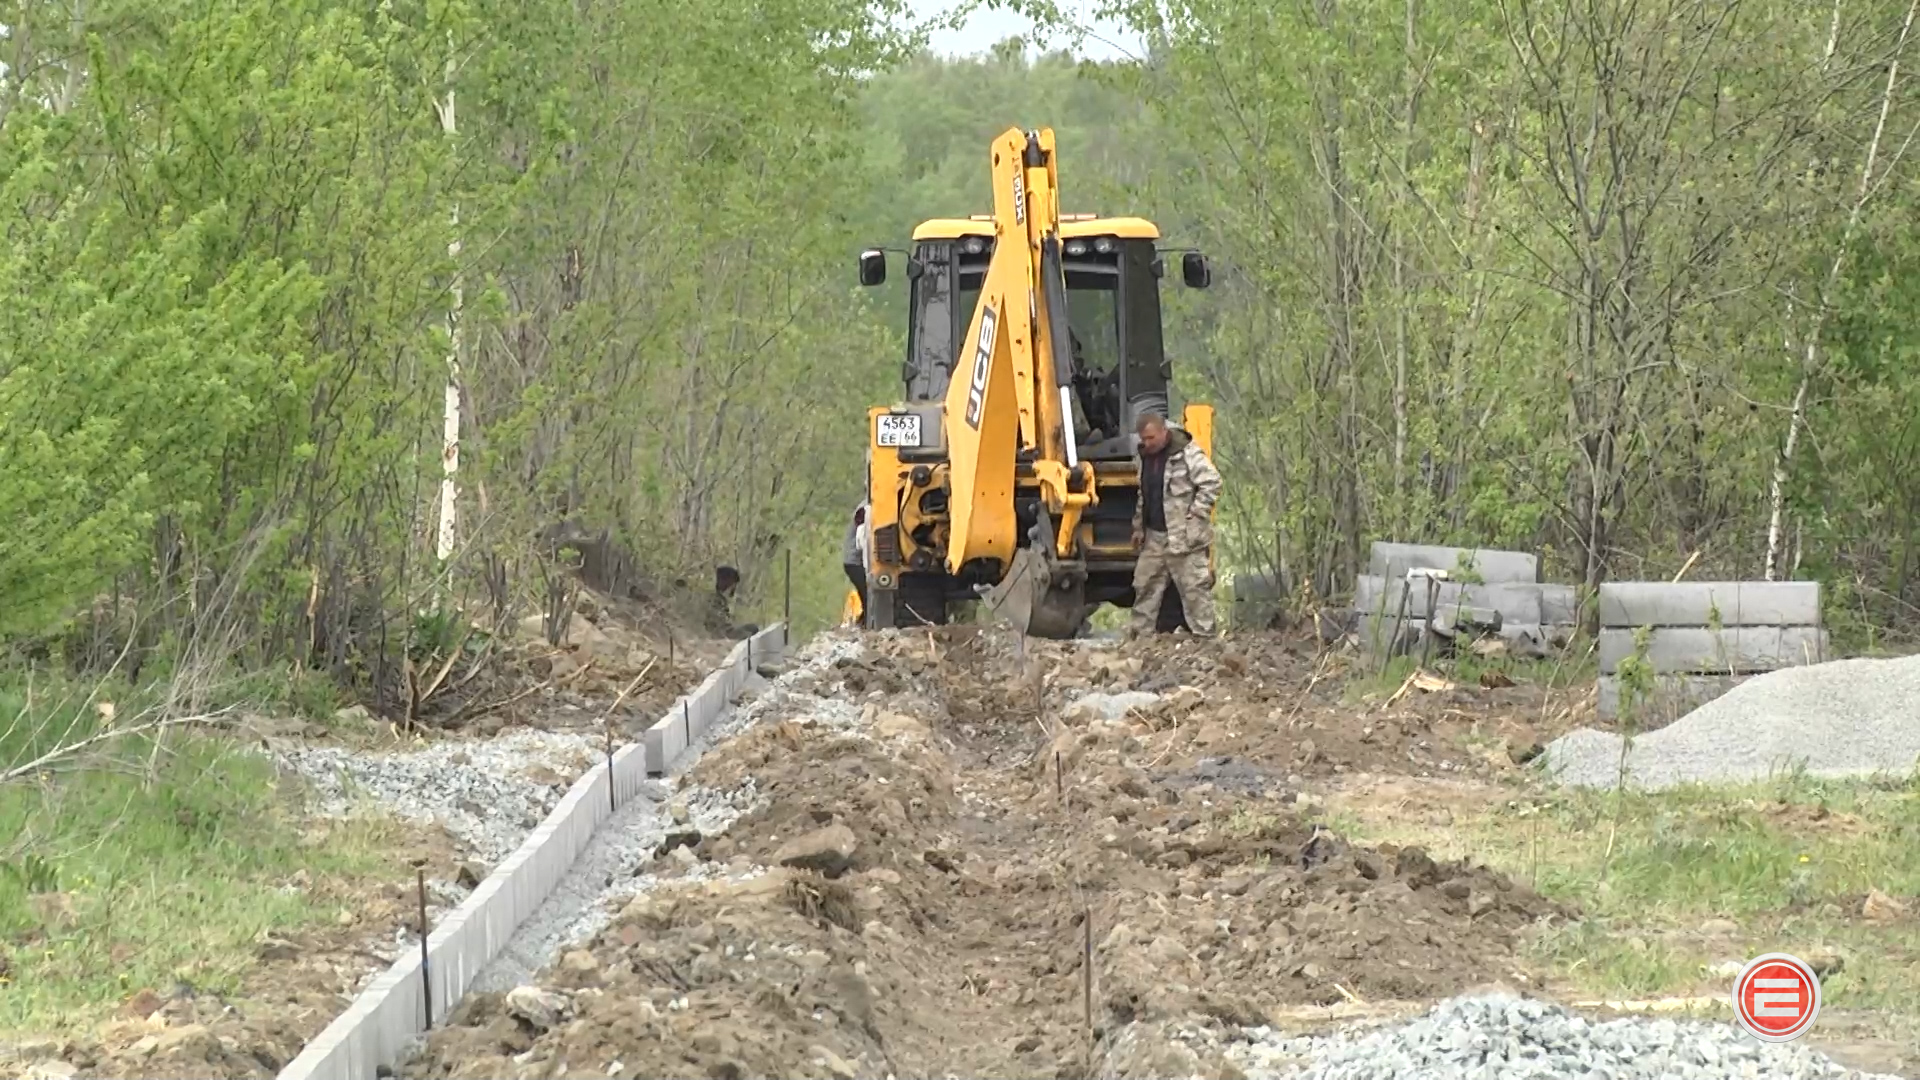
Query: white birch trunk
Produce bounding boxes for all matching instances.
[1765,0,1917,580]
[436,43,463,564]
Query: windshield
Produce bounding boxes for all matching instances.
[955,266,1119,375]
[950,260,1126,440]
[1063,268,1119,382]
[914,237,1167,447]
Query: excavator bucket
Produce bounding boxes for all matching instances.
[982,509,1089,639]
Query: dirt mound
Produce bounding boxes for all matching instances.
[1050,629,1575,781]
[305,588,732,743]
[405,628,1570,1080]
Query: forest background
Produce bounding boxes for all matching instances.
[4,0,1917,706]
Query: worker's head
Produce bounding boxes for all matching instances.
[715,565,741,595]
[1136,411,1170,455]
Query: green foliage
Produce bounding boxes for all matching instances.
[4,0,1920,661]
[0,666,403,1027]
[1055,0,1919,630]
[0,0,919,669]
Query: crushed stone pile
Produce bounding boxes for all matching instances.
[1544,655,1920,791]
[277,729,600,864]
[1212,993,1903,1080]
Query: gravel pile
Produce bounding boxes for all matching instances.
[1545,655,1920,791]
[1214,994,1903,1080]
[277,729,600,863]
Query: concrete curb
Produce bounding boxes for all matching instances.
[1595,579,1826,720]
[276,622,788,1080]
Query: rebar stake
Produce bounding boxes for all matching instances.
[417,867,432,1028]
[1082,906,1095,1067]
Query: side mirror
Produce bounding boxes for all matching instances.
[858,249,887,287]
[1181,252,1212,289]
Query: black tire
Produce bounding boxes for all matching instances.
[863,588,895,630]
[894,573,949,627]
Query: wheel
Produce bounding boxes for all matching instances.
[863,573,948,630]
[894,573,949,627]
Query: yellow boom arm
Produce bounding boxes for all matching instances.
[943,127,1094,581]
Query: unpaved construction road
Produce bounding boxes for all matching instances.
[393,627,1911,1080]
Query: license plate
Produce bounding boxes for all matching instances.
[875,413,922,448]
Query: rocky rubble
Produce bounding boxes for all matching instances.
[401,627,1576,1080]
[276,729,601,864]
[1210,993,1904,1080]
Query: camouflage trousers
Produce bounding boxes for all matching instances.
[1129,529,1217,636]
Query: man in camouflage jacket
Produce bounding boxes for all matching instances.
[1130,412,1223,636]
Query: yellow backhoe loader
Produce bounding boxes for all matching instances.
[854,126,1216,637]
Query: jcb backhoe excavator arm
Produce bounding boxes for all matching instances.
[943,127,1097,636]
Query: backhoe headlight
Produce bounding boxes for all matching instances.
[964,237,985,255]
[1094,237,1116,254]
[1065,240,1087,256]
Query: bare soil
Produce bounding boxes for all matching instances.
[403,627,1581,1080]
[325,589,734,741]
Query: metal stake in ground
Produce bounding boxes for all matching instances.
[606,725,616,813]
[1082,906,1094,1067]
[682,699,691,752]
[417,867,432,1028]
[783,549,792,647]
[1382,587,1411,676]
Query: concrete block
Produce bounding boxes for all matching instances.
[1354,575,1545,625]
[695,674,725,722]
[1369,541,1539,584]
[610,743,650,805]
[280,622,788,1080]
[748,624,787,669]
[645,699,694,776]
[1597,672,1748,722]
[1597,581,1822,628]
[1431,605,1504,631]
[1597,626,1830,675]
[1540,584,1581,625]
[687,680,724,743]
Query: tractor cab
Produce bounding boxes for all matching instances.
[863,215,1209,462]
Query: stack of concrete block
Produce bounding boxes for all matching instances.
[1596,581,1826,722]
[1353,542,1579,656]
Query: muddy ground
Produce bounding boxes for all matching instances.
[1,591,736,1080]
[403,627,1589,1080]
